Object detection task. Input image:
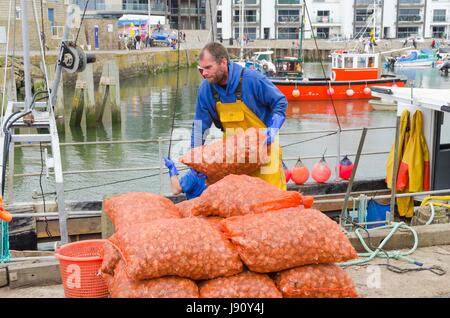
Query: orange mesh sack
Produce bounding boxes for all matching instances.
[107,261,199,298]
[180,128,269,184]
[221,208,357,273]
[103,192,180,231]
[176,198,201,218]
[100,235,121,276]
[274,264,358,298]
[199,271,282,298]
[115,217,243,280]
[190,175,303,217]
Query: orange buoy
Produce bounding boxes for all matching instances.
[311,156,331,183]
[363,87,372,95]
[291,158,309,185]
[283,162,292,183]
[292,88,300,98]
[339,155,354,181]
[0,208,12,222]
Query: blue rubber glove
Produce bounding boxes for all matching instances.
[189,168,207,180]
[265,113,286,145]
[164,157,179,177]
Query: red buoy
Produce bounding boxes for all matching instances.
[283,162,292,183]
[339,155,354,181]
[311,156,331,183]
[291,158,309,185]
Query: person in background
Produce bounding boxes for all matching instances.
[164,158,206,200]
[431,38,436,49]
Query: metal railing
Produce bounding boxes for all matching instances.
[10,126,396,198]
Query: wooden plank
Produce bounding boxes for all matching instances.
[10,250,54,258]
[0,266,7,287]
[7,261,61,289]
[36,217,101,239]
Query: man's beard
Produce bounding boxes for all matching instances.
[207,68,226,85]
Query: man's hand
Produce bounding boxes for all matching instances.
[190,168,207,180]
[164,157,179,177]
[265,113,286,145]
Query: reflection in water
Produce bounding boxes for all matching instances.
[9,65,449,202]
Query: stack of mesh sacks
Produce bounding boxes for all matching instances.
[101,175,359,298]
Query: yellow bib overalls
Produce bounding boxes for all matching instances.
[212,70,286,190]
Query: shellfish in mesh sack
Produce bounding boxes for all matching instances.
[100,235,121,276]
[199,271,282,298]
[176,197,201,218]
[274,264,358,298]
[104,261,199,298]
[103,192,181,231]
[114,217,243,280]
[189,174,304,217]
[179,127,270,184]
[220,208,357,273]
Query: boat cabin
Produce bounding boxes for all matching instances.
[331,50,379,81]
[273,56,303,78]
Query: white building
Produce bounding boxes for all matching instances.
[217,0,450,41]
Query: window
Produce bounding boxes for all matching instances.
[234,27,257,40]
[432,26,445,39]
[344,57,353,68]
[433,10,446,22]
[277,0,301,4]
[15,6,21,20]
[397,27,419,38]
[368,56,375,68]
[217,10,222,23]
[278,27,299,39]
[317,10,330,23]
[234,10,257,23]
[399,9,421,22]
[337,55,343,68]
[278,10,300,23]
[316,27,329,39]
[357,57,367,68]
[234,0,258,5]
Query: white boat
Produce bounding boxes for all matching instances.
[369,99,397,111]
[393,49,438,68]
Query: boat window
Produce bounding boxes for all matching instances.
[337,56,343,68]
[344,57,353,68]
[357,56,367,68]
[368,56,375,68]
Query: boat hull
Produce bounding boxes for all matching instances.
[272,78,406,101]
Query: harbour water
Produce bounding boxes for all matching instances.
[9,64,450,202]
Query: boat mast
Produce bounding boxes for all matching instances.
[20,0,32,110]
[240,0,244,61]
[299,0,305,62]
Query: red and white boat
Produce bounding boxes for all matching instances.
[271,50,407,101]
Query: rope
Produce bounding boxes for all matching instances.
[75,0,89,45]
[31,0,54,113]
[303,2,342,132]
[281,131,337,149]
[1,0,13,128]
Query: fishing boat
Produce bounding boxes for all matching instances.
[271,50,406,101]
[244,50,277,76]
[387,49,438,68]
[369,99,397,111]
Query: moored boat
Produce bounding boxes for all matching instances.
[271,50,406,101]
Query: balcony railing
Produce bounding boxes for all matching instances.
[170,7,206,15]
[277,16,300,23]
[315,16,338,23]
[433,16,447,22]
[398,15,423,22]
[233,16,259,23]
[92,3,168,14]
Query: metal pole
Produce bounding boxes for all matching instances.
[240,0,244,61]
[335,128,341,182]
[299,0,305,62]
[20,0,32,110]
[389,116,401,224]
[148,0,151,39]
[159,137,163,194]
[50,5,75,107]
[340,128,368,226]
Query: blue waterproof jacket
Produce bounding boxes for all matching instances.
[191,61,287,148]
[180,169,207,200]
